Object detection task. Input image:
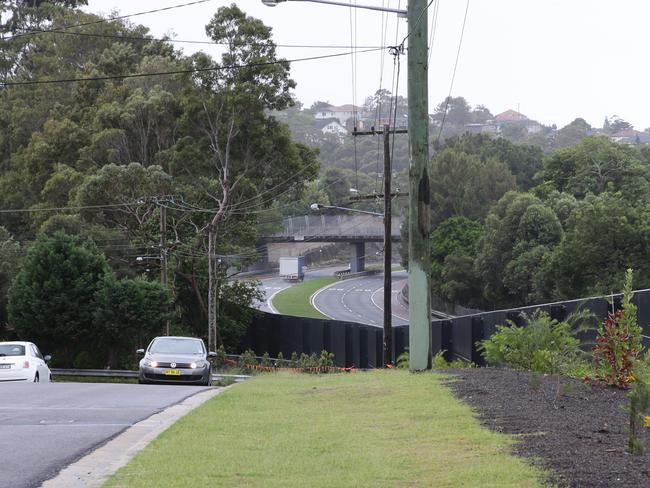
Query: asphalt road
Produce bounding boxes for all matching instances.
[0,382,210,488]
[255,265,350,313]
[311,271,409,327]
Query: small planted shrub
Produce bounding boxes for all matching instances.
[627,365,650,455]
[479,309,589,375]
[591,269,643,388]
[396,351,409,369]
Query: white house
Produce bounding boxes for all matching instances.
[314,104,361,126]
[314,118,348,136]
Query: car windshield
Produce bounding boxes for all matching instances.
[149,338,204,355]
[0,344,25,357]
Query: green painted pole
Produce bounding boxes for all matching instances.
[407,0,432,370]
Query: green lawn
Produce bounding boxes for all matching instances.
[106,371,547,488]
[272,276,338,318]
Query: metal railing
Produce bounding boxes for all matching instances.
[51,368,251,383]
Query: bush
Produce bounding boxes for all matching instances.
[479,309,589,375]
[592,269,643,388]
[628,363,650,455]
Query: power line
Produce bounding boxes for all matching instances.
[436,0,471,144]
[24,28,387,50]
[0,47,384,86]
[3,0,215,42]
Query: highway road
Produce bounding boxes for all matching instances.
[255,265,350,313]
[311,271,410,327]
[0,382,211,488]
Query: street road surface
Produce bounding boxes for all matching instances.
[312,271,409,327]
[0,382,210,488]
[255,265,349,313]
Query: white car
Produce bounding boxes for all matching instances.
[0,341,52,382]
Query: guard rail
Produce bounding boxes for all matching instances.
[51,368,251,383]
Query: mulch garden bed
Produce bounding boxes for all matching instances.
[443,368,650,487]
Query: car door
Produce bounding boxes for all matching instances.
[30,344,49,381]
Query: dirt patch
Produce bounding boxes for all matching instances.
[443,368,650,487]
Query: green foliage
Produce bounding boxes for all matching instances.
[93,275,174,368]
[429,148,516,225]
[627,363,650,455]
[396,351,409,369]
[543,137,649,197]
[261,352,272,368]
[0,227,21,335]
[432,351,473,369]
[438,133,544,190]
[479,310,588,376]
[592,269,643,388]
[8,232,110,364]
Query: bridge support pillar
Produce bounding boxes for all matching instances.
[350,242,365,273]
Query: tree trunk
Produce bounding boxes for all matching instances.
[207,226,223,352]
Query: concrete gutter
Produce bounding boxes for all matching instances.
[41,385,233,488]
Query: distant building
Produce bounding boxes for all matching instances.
[314,104,361,126]
[610,129,650,144]
[494,109,529,123]
[314,118,347,136]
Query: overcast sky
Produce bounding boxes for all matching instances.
[85,0,650,130]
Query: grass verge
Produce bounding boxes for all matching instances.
[106,370,547,488]
[272,276,338,318]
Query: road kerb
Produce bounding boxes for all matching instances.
[41,385,234,488]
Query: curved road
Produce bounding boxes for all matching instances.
[312,271,409,327]
[255,265,349,313]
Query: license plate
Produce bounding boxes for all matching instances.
[164,369,181,376]
[0,364,10,369]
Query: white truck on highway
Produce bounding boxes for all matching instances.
[279,256,305,281]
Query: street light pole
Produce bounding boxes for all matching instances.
[261,0,407,17]
[407,0,432,370]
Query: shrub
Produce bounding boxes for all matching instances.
[396,351,409,369]
[592,269,643,388]
[478,309,589,375]
[628,364,650,455]
[432,350,473,369]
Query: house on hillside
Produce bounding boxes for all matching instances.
[314,118,347,137]
[314,104,361,126]
[494,109,528,123]
[610,129,650,144]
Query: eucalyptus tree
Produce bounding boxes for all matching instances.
[175,5,318,350]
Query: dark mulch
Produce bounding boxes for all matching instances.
[443,368,650,487]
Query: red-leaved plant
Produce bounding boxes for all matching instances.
[590,269,643,389]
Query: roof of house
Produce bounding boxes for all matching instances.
[325,104,361,113]
[495,109,528,122]
[611,129,650,143]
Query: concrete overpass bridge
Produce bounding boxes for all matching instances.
[260,214,403,272]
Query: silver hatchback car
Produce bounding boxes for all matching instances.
[137,336,216,385]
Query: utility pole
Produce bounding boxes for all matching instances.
[383,123,393,366]
[352,126,406,365]
[407,0,432,370]
[159,203,169,336]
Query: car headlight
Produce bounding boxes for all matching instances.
[143,359,158,368]
[190,360,207,369]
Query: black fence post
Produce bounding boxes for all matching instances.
[471,316,485,366]
[441,320,453,362]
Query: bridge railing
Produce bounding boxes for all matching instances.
[270,214,401,239]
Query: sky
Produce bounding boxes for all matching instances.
[84,0,650,130]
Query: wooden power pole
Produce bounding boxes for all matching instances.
[352,125,406,365]
[382,124,393,366]
[407,0,432,370]
[159,203,169,336]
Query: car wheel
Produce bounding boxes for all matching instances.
[138,377,147,384]
[33,373,39,383]
[49,374,53,382]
